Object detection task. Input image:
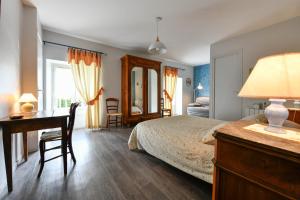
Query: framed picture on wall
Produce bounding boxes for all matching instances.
[186,78,191,87]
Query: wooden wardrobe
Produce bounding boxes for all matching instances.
[121,55,161,125]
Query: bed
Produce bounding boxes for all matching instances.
[187,97,210,117]
[187,106,209,117]
[128,115,227,183]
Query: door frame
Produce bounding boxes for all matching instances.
[210,49,244,119]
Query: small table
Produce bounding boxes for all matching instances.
[0,111,69,192]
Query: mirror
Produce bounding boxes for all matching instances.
[148,69,158,113]
[131,67,143,115]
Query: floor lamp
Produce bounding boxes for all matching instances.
[193,83,203,102]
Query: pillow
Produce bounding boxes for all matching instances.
[201,122,229,145]
[204,139,216,146]
[188,102,202,107]
[202,132,215,145]
[283,120,300,129]
[195,96,209,105]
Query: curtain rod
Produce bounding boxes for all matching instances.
[165,66,186,71]
[43,41,107,56]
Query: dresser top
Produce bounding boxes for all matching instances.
[215,120,300,157]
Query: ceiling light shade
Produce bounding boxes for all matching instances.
[148,37,167,55]
[148,17,167,55]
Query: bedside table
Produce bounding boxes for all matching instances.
[212,120,300,200]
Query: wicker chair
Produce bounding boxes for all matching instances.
[161,98,171,117]
[106,98,123,128]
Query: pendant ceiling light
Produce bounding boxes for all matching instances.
[148,17,167,55]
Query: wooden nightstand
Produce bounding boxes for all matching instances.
[212,120,300,200]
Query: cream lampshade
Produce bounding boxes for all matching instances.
[239,52,300,133]
[19,93,38,113]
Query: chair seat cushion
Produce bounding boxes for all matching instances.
[107,112,123,116]
[41,130,62,141]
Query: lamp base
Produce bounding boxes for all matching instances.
[21,102,34,113]
[264,99,288,134]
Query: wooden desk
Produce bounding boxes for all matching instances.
[213,120,300,200]
[0,111,69,192]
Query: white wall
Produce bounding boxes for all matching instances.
[0,0,23,189]
[21,5,41,152]
[210,16,300,118]
[21,6,38,96]
[43,30,193,127]
[0,1,42,188]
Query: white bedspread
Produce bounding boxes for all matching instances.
[128,115,227,184]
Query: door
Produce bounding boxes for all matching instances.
[214,51,243,121]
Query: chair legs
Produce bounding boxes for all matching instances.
[106,115,110,129]
[107,115,123,129]
[38,139,76,177]
[120,116,123,128]
[68,140,76,163]
[38,140,45,177]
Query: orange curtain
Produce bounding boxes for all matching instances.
[68,48,104,128]
[164,66,178,111]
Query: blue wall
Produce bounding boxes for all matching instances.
[193,64,210,97]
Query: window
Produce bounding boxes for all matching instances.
[53,66,77,109]
[45,59,85,128]
[46,59,83,110]
[172,77,183,115]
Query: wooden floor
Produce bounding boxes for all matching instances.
[0,128,212,200]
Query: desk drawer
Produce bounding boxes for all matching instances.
[217,139,300,198]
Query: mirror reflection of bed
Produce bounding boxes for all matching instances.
[131,67,158,116]
[131,67,143,115]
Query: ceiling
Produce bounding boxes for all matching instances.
[29,0,300,66]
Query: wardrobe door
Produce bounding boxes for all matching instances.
[214,51,243,121]
[130,66,143,116]
[147,69,158,114]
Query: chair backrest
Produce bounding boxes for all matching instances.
[68,102,80,139]
[106,98,119,114]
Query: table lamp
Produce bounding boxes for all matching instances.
[194,83,203,102]
[19,93,37,113]
[239,53,300,133]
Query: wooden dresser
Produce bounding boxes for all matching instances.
[213,120,300,200]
